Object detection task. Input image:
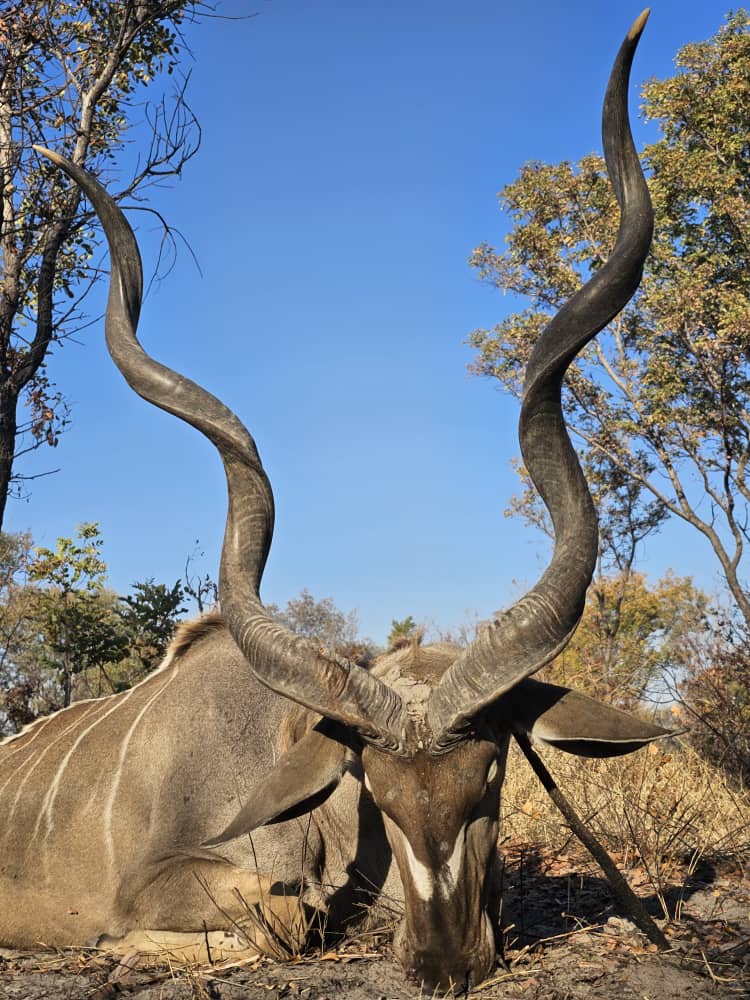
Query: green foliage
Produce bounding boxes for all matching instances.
[0,526,188,732]
[29,520,107,590]
[469,11,750,625]
[25,522,128,706]
[387,615,417,649]
[0,531,40,729]
[0,1,205,523]
[546,571,708,708]
[119,578,186,673]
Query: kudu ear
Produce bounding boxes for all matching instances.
[494,679,673,758]
[203,721,353,846]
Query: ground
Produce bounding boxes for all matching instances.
[1,848,748,999]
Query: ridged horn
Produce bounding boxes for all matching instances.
[34,146,408,753]
[428,10,654,750]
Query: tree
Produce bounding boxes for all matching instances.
[0,530,39,729]
[118,577,186,674]
[0,1,205,525]
[265,589,377,665]
[469,12,750,626]
[0,525,189,732]
[25,521,128,706]
[387,615,417,649]
[661,611,750,788]
[0,529,33,672]
[546,570,707,708]
[183,541,219,613]
[679,637,750,790]
[267,588,363,652]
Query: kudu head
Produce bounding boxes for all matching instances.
[37,9,665,992]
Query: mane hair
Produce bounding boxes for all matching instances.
[377,636,459,685]
[166,609,226,660]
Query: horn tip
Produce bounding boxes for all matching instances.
[628,9,650,42]
[32,145,62,166]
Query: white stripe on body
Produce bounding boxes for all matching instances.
[2,703,101,835]
[32,689,139,842]
[103,666,179,867]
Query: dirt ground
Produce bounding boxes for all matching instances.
[2,848,748,1000]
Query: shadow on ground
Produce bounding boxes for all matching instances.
[1,849,748,999]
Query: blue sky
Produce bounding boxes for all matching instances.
[9,1,737,643]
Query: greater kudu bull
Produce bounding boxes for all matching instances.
[1,11,667,992]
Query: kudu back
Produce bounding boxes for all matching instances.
[1,11,669,992]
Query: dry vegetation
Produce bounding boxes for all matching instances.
[500,739,750,870]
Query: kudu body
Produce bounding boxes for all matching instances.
[1,12,667,991]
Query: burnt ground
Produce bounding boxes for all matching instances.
[1,847,748,1000]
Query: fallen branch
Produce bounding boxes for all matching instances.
[514,733,669,951]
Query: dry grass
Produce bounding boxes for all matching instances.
[500,739,750,904]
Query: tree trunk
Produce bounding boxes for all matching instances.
[0,384,19,529]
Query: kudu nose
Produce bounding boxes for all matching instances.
[398,919,496,994]
[407,953,486,995]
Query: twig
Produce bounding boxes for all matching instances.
[699,949,739,985]
[473,967,540,992]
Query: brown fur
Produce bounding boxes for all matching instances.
[166,613,330,760]
[375,639,460,688]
